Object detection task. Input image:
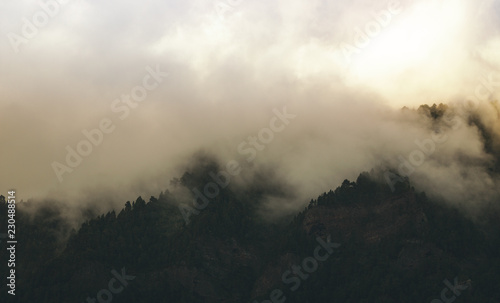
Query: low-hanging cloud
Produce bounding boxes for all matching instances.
[0,0,499,219]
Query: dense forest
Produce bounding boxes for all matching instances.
[1,104,500,302]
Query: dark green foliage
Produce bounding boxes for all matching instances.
[417,103,448,119]
[1,168,499,302]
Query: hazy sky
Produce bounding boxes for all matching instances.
[1,0,499,214]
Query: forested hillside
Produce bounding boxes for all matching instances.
[1,160,500,302]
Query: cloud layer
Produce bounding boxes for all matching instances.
[0,0,499,217]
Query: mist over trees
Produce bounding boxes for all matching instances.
[1,103,500,302]
[1,0,499,301]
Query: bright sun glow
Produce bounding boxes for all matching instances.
[350,0,468,84]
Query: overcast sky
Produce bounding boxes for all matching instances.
[0,0,499,215]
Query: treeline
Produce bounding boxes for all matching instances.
[1,165,500,302]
